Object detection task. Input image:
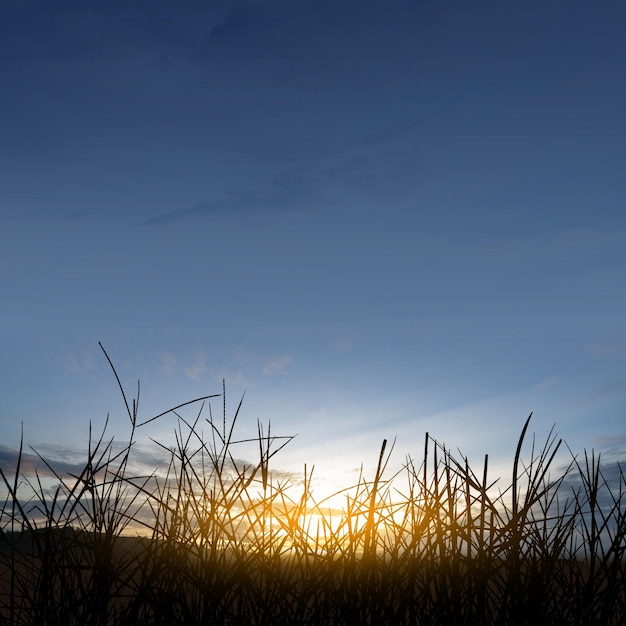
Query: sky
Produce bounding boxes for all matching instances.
[1,0,626,505]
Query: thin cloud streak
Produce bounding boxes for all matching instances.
[140,123,422,227]
[262,355,293,376]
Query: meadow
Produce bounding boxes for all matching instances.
[1,347,624,625]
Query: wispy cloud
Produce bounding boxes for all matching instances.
[141,122,421,227]
[159,350,209,380]
[593,434,626,448]
[141,182,325,226]
[534,375,562,390]
[587,430,626,462]
[160,353,180,376]
[59,348,101,378]
[275,123,421,202]
[262,354,293,375]
[0,435,294,501]
[183,351,209,380]
[0,444,95,480]
[231,348,294,378]
[558,456,626,514]
[0,438,186,484]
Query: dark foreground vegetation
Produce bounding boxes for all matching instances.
[1,346,625,625]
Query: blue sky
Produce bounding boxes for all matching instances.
[1,0,626,499]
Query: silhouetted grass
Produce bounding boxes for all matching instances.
[0,345,624,624]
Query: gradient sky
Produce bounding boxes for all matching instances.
[1,0,626,500]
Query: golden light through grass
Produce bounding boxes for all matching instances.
[1,347,625,624]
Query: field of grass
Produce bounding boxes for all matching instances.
[1,346,625,625]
